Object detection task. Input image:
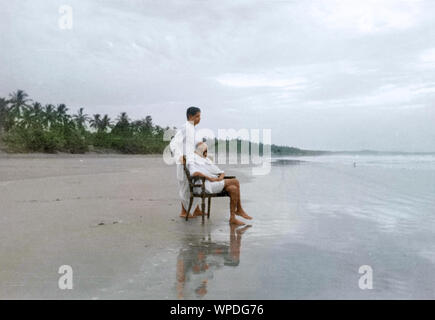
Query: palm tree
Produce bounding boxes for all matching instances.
[19,107,33,129]
[131,115,153,135]
[43,104,56,129]
[100,114,112,132]
[56,104,70,124]
[15,101,44,130]
[8,89,31,122]
[154,124,164,136]
[31,102,43,125]
[131,119,143,133]
[113,112,130,135]
[145,115,153,130]
[73,108,89,131]
[116,112,129,125]
[90,114,102,131]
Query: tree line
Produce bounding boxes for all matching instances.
[0,90,170,153]
[0,89,317,156]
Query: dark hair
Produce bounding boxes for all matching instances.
[186,106,201,120]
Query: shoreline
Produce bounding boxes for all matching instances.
[0,150,164,159]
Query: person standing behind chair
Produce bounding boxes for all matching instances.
[169,106,203,219]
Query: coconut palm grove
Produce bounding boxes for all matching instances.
[0,90,170,153]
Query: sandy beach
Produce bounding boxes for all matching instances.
[1,153,435,299]
[0,153,250,299]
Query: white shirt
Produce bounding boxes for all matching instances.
[169,121,197,181]
[169,121,201,210]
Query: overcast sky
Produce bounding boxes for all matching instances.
[1,0,435,151]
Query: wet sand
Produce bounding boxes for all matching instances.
[0,154,250,299]
[1,154,435,299]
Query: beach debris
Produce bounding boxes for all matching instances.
[56,198,60,201]
[95,220,121,226]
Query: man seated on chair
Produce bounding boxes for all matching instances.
[188,142,252,226]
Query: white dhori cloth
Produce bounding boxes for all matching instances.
[188,153,225,194]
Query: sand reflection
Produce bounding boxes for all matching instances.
[176,224,251,299]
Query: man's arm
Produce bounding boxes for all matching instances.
[192,172,224,182]
[184,122,195,163]
[169,129,184,164]
[215,173,225,181]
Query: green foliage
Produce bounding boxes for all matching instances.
[1,89,313,156]
[0,90,169,154]
[270,144,327,156]
[206,138,328,158]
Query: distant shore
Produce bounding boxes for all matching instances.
[1,144,434,158]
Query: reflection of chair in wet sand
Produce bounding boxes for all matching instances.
[176,224,251,299]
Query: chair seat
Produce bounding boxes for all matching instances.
[192,190,229,197]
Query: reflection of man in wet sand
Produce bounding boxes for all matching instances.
[176,225,251,299]
[189,142,252,226]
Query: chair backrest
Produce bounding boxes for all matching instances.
[182,156,196,191]
[183,161,191,180]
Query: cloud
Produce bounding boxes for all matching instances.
[216,73,307,90]
[1,0,435,151]
[310,0,423,34]
[419,48,435,67]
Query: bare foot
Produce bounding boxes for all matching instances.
[229,217,246,226]
[193,207,204,217]
[180,213,197,219]
[235,209,252,220]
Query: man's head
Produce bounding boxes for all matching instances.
[186,106,201,126]
[195,141,208,158]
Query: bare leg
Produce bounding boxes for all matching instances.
[224,179,252,220]
[180,202,204,218]
[235,192,252,220]
[232,180,251,219]
[226,185,245,226]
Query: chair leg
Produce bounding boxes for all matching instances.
[201,197,205,223]
[186,197,193,221]
[207,197,211,219]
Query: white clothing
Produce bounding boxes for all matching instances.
[169,121,200,210]
[188,153,225,194]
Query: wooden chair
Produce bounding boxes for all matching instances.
[183,159,235,222]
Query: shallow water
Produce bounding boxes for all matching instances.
[159,155,435,299]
